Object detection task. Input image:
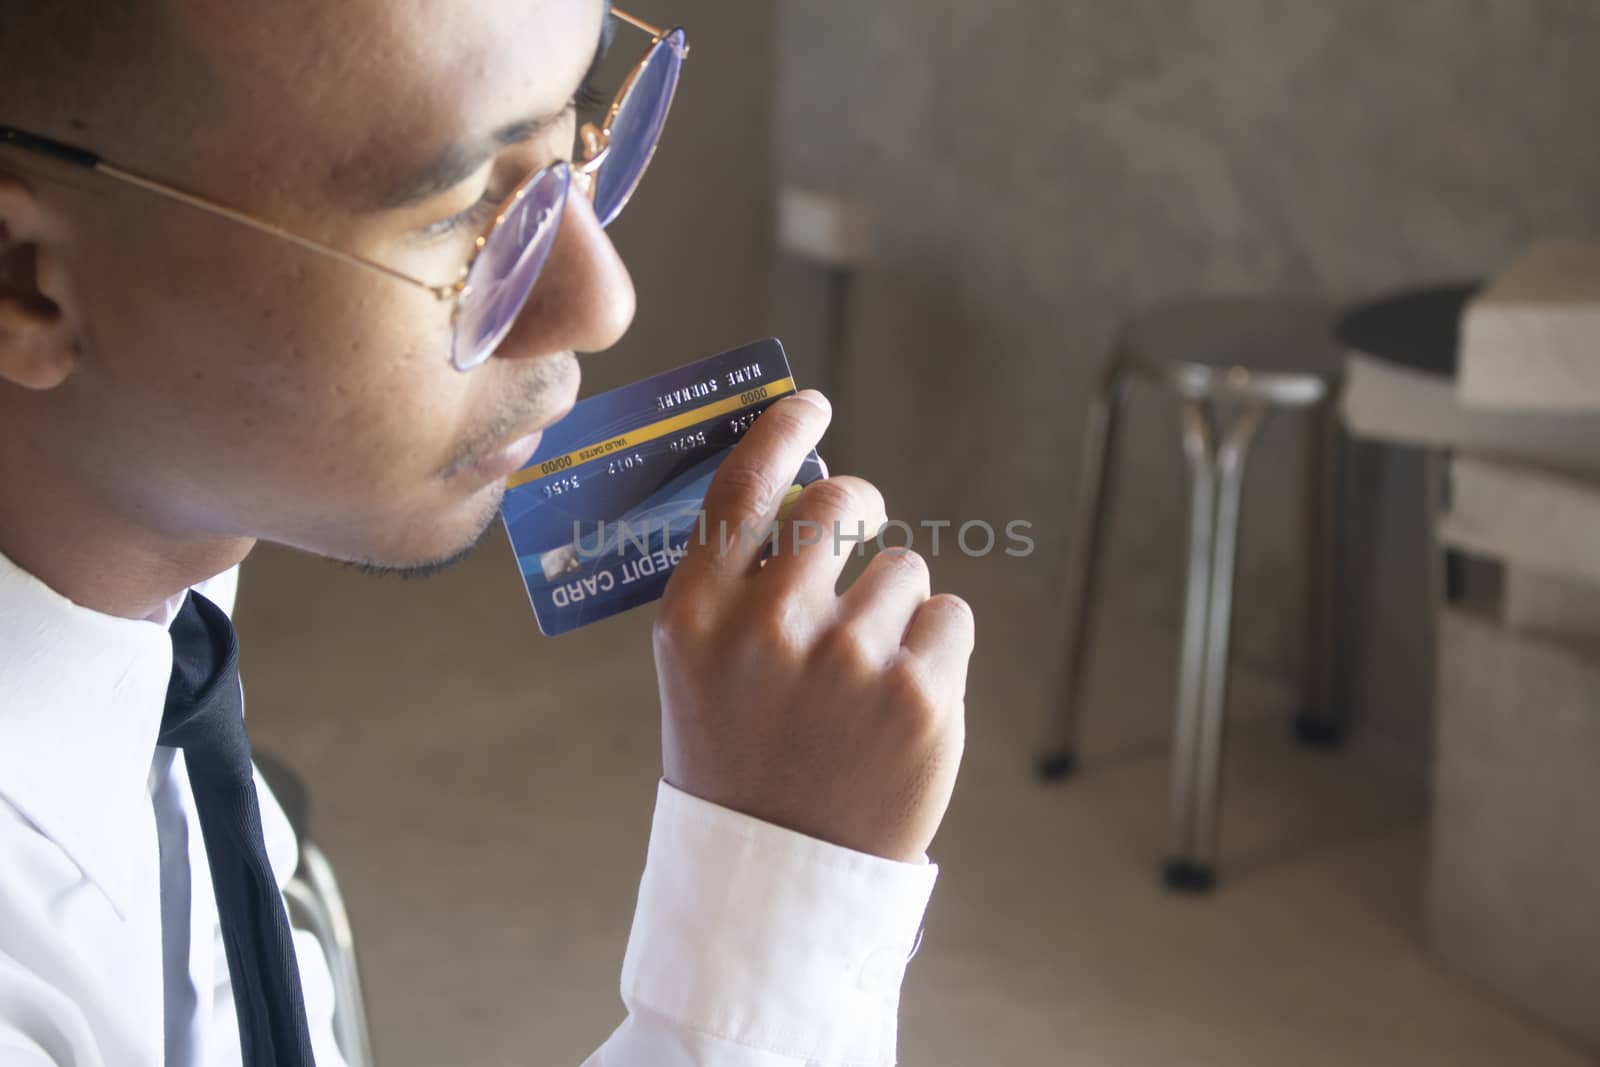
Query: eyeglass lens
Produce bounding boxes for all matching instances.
[452,165,571,371]
[451,27,687,371]
[594,27,687,225]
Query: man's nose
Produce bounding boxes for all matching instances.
[494,190,636,360]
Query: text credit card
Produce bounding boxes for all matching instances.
[500,337,826,636]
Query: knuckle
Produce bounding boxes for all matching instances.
[859,478,889,518]
[815,624,878,677]
[719,462,782,506]
[797,477,860,520]
[879,547,930,584]
[924,594,976,641]
[883,655,941,720]
[747,594,807,659]
[760,401,820,443]
[654,593,714,651]
[825,475,886,517]
[707,463,781,520]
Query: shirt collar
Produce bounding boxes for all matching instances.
[0,549,238,917]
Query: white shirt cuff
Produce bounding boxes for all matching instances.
[619,780,938,1066]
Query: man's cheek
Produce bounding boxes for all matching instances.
[330,402,450,487]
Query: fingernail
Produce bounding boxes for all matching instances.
[791,389,831,415]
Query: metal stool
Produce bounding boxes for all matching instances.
[1039,296,1347,892]
[256,752,377,1067]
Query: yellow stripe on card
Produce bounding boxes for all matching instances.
[506,377,797,489]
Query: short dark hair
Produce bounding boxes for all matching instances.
[0,2,162,143]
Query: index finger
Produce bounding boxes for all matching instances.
[673,390,833,589]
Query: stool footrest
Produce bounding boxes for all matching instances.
[1035,752,1078,782]
[1163,860,1217,893]
[1293,714,1346,749]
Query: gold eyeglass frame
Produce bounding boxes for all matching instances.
[0,8,685,352]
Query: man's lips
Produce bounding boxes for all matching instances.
[459,400,577,484]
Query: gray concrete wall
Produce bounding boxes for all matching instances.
[773,0,1600,764]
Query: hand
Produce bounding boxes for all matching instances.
[653,391,974,864]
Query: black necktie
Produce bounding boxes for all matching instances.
[162,591,314,1067]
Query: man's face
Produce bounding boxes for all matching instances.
[8,0,635,571]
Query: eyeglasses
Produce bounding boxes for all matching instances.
[0,9,687,372]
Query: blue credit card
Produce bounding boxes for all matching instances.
[500,337,826,636]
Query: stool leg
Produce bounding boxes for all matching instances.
[1040,366,1129,780]
[293,842,377,1067]
[1167,402,1267,893]
[1296,399,1346,748]
[1164,400,1218,889]
[1193,404,1266,881]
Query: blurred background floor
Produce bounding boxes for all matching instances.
[234,537,1593,1067]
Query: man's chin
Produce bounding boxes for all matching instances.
[329,486,506,580]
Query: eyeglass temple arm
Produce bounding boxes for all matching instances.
[611,8,668,39]
[0,126,454,299]
[1,127,101,169]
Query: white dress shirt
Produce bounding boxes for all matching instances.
[0,549,936,1066]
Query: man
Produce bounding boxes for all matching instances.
[0,1,974,1064]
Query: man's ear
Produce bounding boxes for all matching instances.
[0,173,80,391]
